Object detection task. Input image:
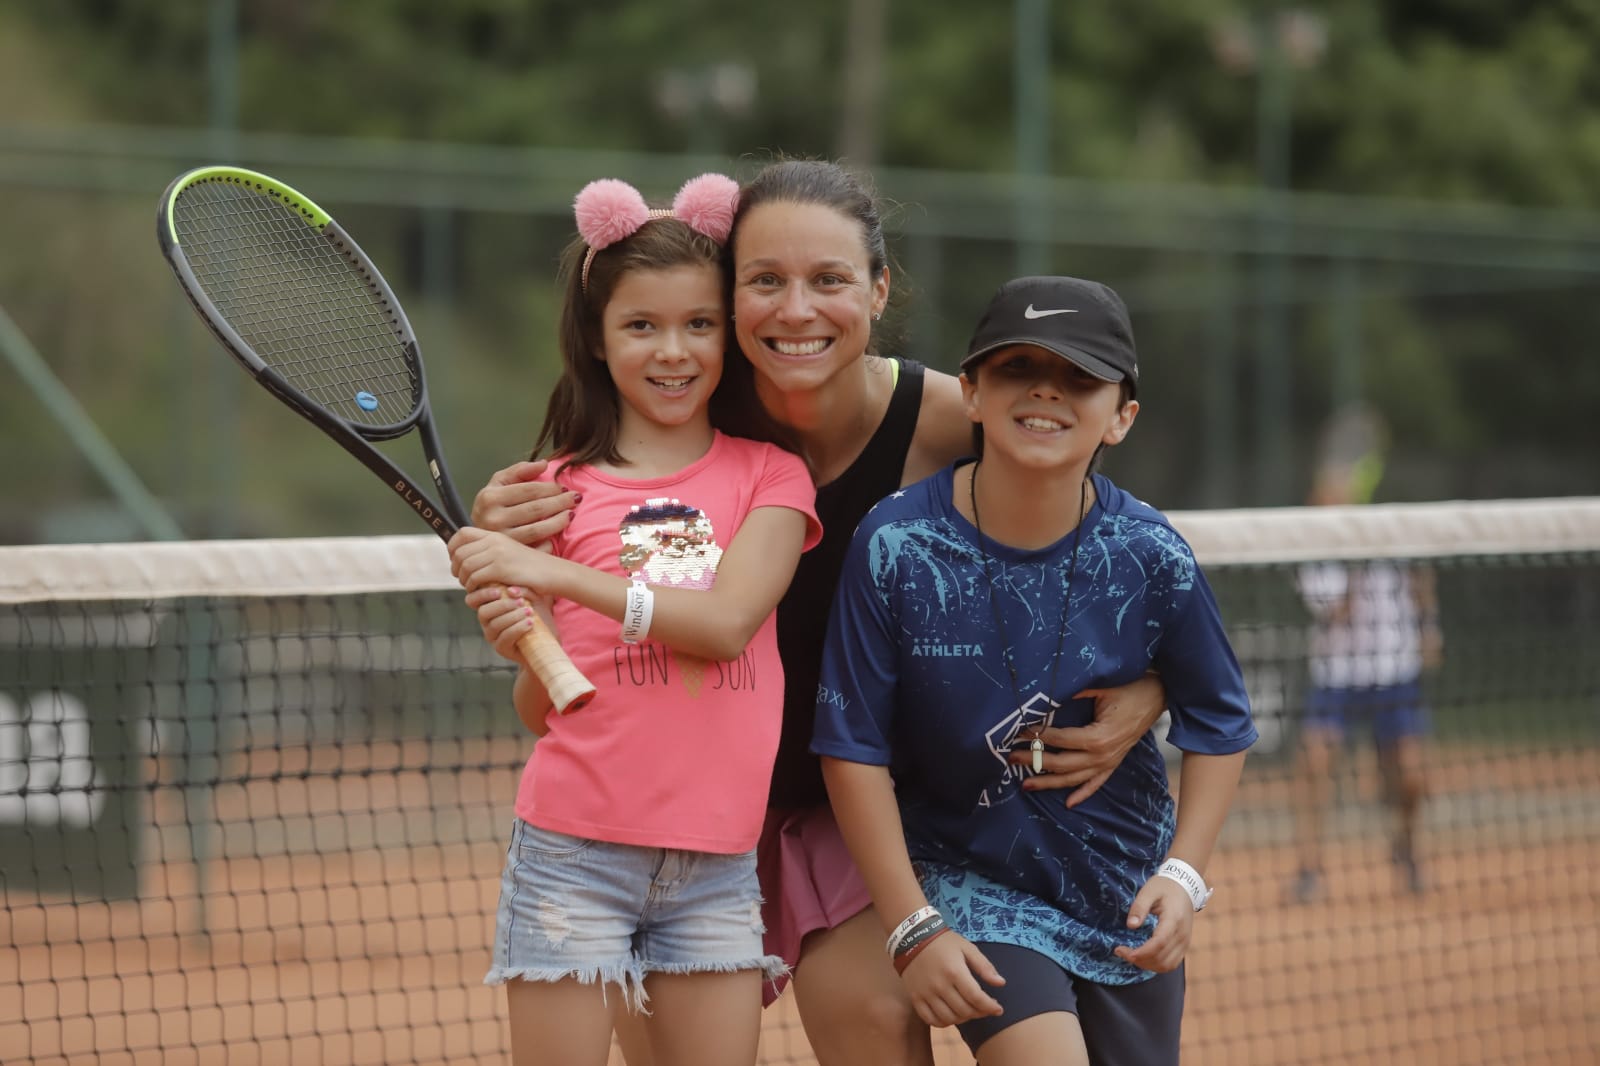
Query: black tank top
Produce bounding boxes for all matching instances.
[768,359,928,809]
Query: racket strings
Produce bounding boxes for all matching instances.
[173,180,421,428]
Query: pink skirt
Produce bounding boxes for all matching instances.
[756,805,874,1005]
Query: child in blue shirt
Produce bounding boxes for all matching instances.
[812,275,1256,1066]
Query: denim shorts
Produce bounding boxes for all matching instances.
[485,818,787,1012]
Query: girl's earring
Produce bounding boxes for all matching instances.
[871,311,882,321]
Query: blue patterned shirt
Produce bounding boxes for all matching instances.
[812,463,1256,984]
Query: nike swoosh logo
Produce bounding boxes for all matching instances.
[1023,305,1078,319]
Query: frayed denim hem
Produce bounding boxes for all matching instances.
[642,953,790,984]
[484,961,648,1014]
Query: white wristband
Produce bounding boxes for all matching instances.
[1156,857,1213,912]
[885,906,941,957]
[621,579,654,644]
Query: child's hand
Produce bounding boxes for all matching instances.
[1113,876,1193,973]
[465,585,548,664]
[900,932,1006,1029]
[448,527,554,594]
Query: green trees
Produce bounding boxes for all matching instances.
[5,2,1600,537]
[22,2,1600,202]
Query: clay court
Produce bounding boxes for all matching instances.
[4,738,1596,1065]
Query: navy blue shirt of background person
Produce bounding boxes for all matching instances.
[811,464,1256,983]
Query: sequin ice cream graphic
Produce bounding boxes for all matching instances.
[618,498,723,695]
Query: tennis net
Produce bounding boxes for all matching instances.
[3,498,1598,1065]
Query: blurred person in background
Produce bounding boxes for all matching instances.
[1289,407,1443,903]
[472,159,1170,1066]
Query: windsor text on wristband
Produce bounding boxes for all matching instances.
[621,579,654,644]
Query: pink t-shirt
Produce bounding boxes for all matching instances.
[515,432,821,854]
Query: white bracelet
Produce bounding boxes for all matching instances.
[621,579,654,645]
[1156,857,1214,912]
[885,906,941,957]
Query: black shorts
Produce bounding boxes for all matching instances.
[956,942,1185,1066]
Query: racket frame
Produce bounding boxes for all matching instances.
[157,166,596,712]
[158,166,469,535]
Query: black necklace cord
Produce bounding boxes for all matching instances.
[969,461,1088,730]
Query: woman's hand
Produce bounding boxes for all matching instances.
[471,459,581,545]
[900,932,1006,1029]
[1015,672,1168,807]
[1113,876,1193,974]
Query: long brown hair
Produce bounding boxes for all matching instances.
[532,215,796,470]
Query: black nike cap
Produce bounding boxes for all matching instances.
[960,275,1138,394]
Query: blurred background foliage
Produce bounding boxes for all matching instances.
[3,0,1599,542]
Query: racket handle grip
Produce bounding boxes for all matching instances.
[515,613,597,714]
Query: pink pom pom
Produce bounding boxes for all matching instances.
[574,179,650,250]
[672,173,740,244]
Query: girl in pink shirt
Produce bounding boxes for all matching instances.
[448,175,820,1066]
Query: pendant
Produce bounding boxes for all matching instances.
[1030,737,1045,775]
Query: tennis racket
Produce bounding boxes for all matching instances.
[157,165,596,713]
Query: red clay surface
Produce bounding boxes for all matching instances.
[3,741,1596,1065]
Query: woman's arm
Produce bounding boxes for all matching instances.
[902,368,971,484]
[450,505,809,662]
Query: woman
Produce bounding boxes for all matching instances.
[472,159,1167,1066]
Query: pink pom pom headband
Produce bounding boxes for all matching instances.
[575,173,741,291]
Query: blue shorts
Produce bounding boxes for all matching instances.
[957,943,1185,1065]
[1304,679,1428,747]
[485,819,787,1012]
